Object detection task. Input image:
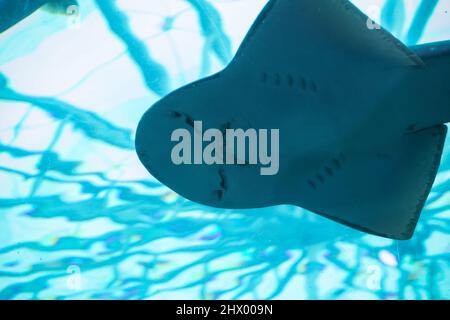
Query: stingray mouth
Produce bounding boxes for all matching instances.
[169,118,280,175]
[135,98,282,208]
[135,102,229,207]
[135,135,232,208]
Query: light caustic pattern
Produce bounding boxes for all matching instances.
[0,0,449,299]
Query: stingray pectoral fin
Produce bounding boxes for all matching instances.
[293,125,447,240]
[229,0,424,73]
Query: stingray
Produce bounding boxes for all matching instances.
[136,0,450,240]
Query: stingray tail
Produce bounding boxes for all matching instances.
[410,40,450,60]
[408,40,450,127]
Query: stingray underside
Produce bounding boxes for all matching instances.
[136,0,448,240]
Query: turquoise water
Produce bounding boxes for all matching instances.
[0,0,449,299]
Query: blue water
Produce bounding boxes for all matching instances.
[0,0,449,300]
